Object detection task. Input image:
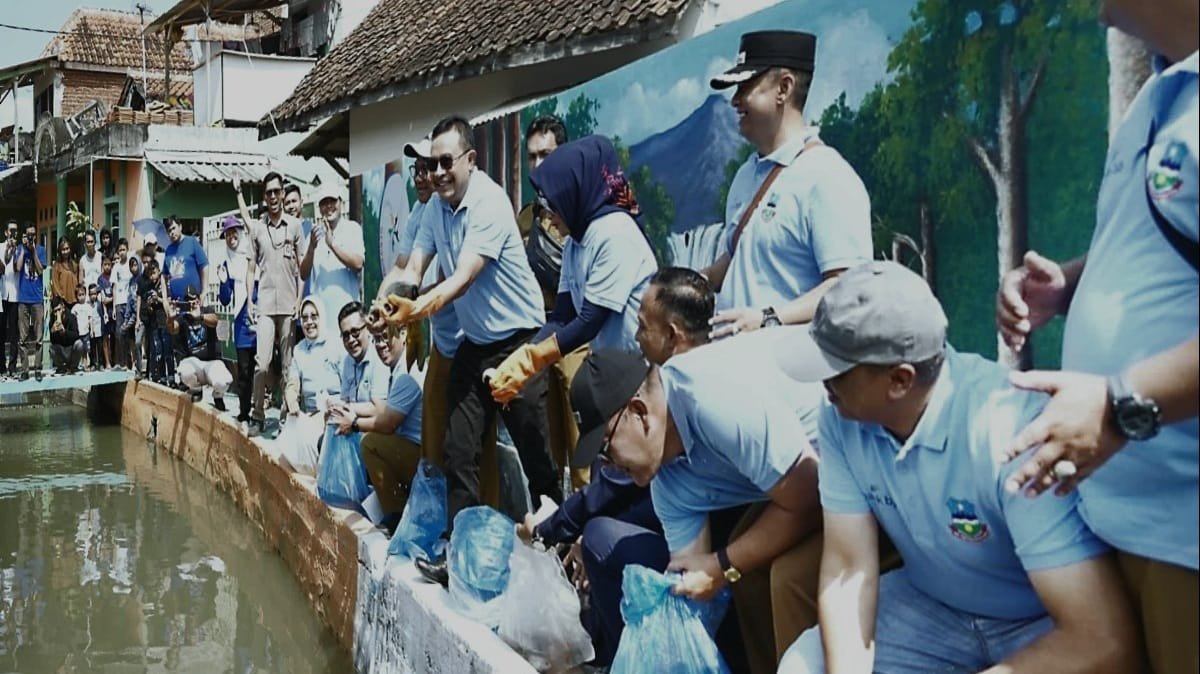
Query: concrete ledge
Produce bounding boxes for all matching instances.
[121,380,537,673]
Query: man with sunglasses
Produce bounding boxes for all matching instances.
[238,171,303,437]
[568,329,825,674]
[382,115,561,535]
[703,31,872,342]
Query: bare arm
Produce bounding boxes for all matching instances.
[231,178,256,230]
[326,229,364,271]
[355,405,407,435]
[818,511,881,674]
[980,555,1140,673]
[777,269,845,325]
[1127,334,1199,425]
[428,249,488,305]
[723,453,821,573]
[376,249,430,303]
[300,222,319,281]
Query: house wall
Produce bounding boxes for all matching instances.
[60,69,127,118]
[193,50,316,127]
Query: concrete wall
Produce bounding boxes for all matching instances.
[119,380,537,674]
[193,51,316,127]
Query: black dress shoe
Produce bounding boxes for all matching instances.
[414,555,448,588]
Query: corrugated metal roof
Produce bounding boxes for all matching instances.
[145,149,271,183]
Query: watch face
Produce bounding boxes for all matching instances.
[1117,400,1160,441]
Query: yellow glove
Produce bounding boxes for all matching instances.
[489,335,562,404]
[409,286,450,323]
[380,294,418,326]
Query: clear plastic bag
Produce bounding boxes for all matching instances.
[387,459,448,561]
[610,564,732,674]
[316,425,370,511]
[496,542,595,672]
[277,413,323,475]
[447,506,515,628]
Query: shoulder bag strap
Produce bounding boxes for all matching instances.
[1145,119,1199,272]
[730,138,823,253]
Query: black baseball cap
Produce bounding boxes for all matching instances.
[569,350,651,468]
[711,30,817,90]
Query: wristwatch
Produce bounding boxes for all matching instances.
[1107,374,1161,441]
[716,548,742,584]
[351,418,361,433]
[760,306,782,328]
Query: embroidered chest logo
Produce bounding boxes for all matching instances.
[1148,141,1186,200]
[759,191,781,222]
[947,498,990,542]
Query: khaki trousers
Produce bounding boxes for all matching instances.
[360,432,422,516]
[728,507,902,674]
[424,345,499,508]
[1117,552,1198,674]
[547,345,590,488]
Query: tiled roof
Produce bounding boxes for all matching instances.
[41,7,193,72]
[268,0,692,125]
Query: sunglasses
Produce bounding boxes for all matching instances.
[340,324,366,341]
[429,150,470,172]
[409,160,434,177]
[599,405,629,461]
[264,187,284,196]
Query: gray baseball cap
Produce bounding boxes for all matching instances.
[776,261,947,382]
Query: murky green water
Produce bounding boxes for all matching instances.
[0,403,352,673]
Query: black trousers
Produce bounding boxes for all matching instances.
[444,328,562,524]
[236,346,254,422]
[2,300,18,372]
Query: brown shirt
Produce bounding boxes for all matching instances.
[250,214,303,316]
[51,259,79,304]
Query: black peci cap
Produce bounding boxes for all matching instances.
[711,30,817,90]
[569,350,651,468]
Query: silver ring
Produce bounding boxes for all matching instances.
[1053,460,1078,480]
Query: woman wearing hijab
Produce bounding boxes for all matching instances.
[488,135,658,403]
[281,295,342,474]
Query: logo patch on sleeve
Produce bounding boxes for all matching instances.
[947,498,990,542]
[1148,141,1187,200]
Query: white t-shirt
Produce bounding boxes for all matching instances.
[2,241,20,302]
[80,251,104,289]
[111,258,132,306]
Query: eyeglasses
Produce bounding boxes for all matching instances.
[429,150,470,173]
[409,160,434,177]
[599,405,629,461]
[340,324,366,341]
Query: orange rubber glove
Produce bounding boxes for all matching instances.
[409,286,451,323]
[379,294,418,326]
[489,335,562,404]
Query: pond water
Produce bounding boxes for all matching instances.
[0,403,352,673]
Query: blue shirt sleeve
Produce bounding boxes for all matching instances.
[816,402,872,514]
[386,372,422,419]
[580,215,648,312]
[413,207,436,257]
[805,150,873,274]
[651,472,707,553]
[369,361,390,401]
[339,358,353,400]
[994,391,1110,571]
[399,203,423,257]
[535,462,649,545]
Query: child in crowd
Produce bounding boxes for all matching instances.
[125,256,143,373]
[97,257,115,369]
[70,285,96,370]
[137,260,172,384]
[88,283,108,369]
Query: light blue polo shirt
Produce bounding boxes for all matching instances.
[717,128,873,311]
[651,328,820,551]
[309,218,365,337]
[413,171,544,345]
[407,199,464,358]
[385,366,424,445]
[819,349,1110,620]
[289,336,342,413]
[340,349,388,404]
[558,212,657,352]
[1062,52,1199,572]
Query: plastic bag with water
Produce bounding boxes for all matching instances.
[316,425,370,511]
[610,564,732,674]
[387,459,448,561]
[496,542,595,671]
[447,506,515,628]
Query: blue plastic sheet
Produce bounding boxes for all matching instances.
[387,459,448,560]
[447,506,515,628]
[316,425,370,511]
[611,564,732,674]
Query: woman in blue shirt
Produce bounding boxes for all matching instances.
[489,135,658,403]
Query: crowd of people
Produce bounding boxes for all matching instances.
[1,2,1195,671]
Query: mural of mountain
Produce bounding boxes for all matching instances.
[628,93,746,233]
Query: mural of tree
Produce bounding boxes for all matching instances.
[715,143,755,222]
[883,0,1097,367]
[614,137,675,266]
